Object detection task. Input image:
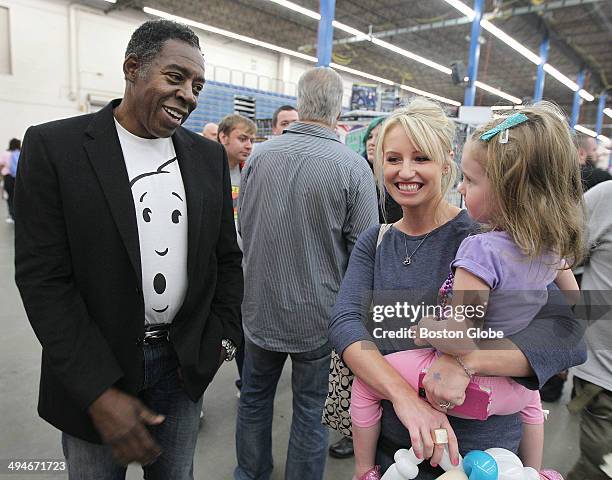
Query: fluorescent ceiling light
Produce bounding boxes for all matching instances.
[474,81,522,104]
[575,124,596,137]
[480,19,541,65]
[266,0,319,19]
[266,1,368,39]
[371,38,452,74]
[490,105,524,110]
[398,84,461,106]
[603,108,612,119]
[332,21,369,39]
[542,64,578,90]
[329,63,460,106]
[143,7,458,107]
[443,0,594,101]
[442,0,475,20]
[578,89,595,102]
[102,0,116,2]
[143,7,317,63]
[330,63,394,86]
[264,0,524,104]
[268,0,450,73]
[576,125,611,143]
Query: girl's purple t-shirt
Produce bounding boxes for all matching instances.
[451,231,559,336]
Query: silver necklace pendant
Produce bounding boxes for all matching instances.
[402,230,432,267]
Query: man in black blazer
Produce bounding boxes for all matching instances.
[14,20,242,479]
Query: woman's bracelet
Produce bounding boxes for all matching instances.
[454,355,475,380]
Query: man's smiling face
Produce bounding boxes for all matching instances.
[127,39,205,139]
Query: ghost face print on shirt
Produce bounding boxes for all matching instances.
[130,158,188,324]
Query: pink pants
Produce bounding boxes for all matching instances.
[351,348,543,428]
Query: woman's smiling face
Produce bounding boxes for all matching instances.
[382,124,446,211]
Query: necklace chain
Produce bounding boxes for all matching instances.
[402,231,432,266]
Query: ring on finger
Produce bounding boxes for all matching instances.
[432,428,449,445]
[438,400,453,409]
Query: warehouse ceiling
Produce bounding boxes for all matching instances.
[110,0,612,131]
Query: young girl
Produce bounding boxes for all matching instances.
[351,102,584,480]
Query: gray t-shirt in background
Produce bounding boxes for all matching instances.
[573,180,612,392]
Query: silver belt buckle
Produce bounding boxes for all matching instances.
[143,327,170,343]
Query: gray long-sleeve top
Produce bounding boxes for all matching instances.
[329,213,586,471]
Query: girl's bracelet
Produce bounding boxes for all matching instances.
[454,355,475,380]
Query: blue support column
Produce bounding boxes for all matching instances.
[533,31,549,102]
[316,0,335,67]
[464,0,484,106]
[595,91,608,141]
[570,69,586,129]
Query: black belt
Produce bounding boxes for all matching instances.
[143,324,170,344]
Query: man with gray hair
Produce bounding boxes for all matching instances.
[234,67,378,479]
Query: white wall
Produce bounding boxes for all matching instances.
[0,0,362,146]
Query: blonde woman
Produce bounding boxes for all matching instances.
[328,98,586,480]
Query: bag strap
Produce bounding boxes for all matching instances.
[376,223,392,248]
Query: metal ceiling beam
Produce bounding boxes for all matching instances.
[299,0,605,50]
[523,14,607,91]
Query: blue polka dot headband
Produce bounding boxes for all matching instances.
[480,112,529,144]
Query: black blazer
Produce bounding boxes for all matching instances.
[14,100,243,443]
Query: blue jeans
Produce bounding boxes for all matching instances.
[234,340,331,480]
[62,342,203,480]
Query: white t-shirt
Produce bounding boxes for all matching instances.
[114,119,188,326]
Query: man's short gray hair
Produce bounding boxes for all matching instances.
[297,67,344,127]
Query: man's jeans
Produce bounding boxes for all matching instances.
[567,377,612,480]
[234,339,331,480]
[62,342,203,480]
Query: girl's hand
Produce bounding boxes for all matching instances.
[422,354,470,413]
[391,393,460,468]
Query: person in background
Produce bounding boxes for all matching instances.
[235,67,378,480]
[0,138,20,223]
[218,113,257,395]
[219,114,256,175]
[14,19,243,479]
[567,180,612,480]
[540,132,612,403]
[364,117,402,223]
[595,140,611,171]
[218,113,256,245]
[271,105,298,136]
[576,133,612,192]
[201,122,219,141]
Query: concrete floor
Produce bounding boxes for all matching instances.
[0,203,581,480]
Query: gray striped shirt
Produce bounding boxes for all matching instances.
[238,122,379,352]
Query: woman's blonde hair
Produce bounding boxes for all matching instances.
[374,98,457,220]
[471,101,585,266]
